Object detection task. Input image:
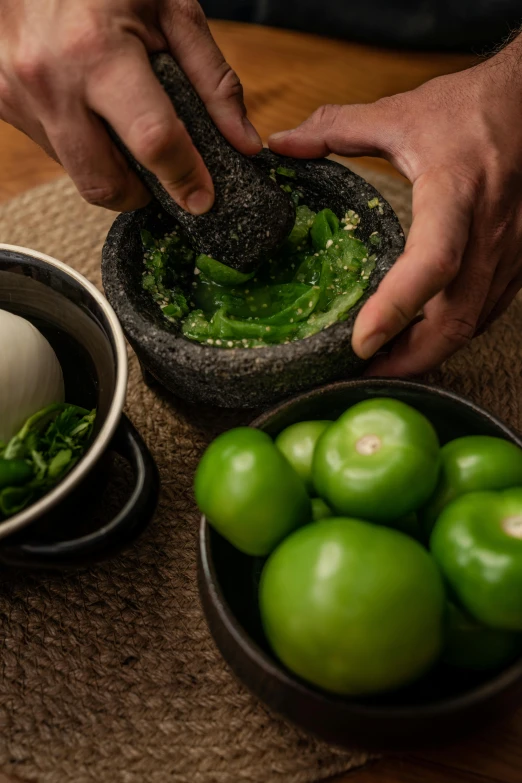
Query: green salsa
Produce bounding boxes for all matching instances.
[142,196,377,349]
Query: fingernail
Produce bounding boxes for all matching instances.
[243,118,262,148]
[186,188,214,216]
[357,332,388,360]
[269,129,294,142]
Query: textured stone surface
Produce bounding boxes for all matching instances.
[110,54,295,273]
[102,151,405,409]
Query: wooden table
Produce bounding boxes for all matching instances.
[0,19,520,783]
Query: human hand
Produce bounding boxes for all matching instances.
[269,38,522,375]
[0,0,261,213]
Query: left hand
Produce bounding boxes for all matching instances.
[269,40,522,375]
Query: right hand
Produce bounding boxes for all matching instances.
[0,0,262,213]
[269,40,522,376]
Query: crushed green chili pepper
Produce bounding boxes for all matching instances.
[0,404,96,518]
[142,184,377,348]
[275,166,297,178]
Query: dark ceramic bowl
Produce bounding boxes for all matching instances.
[102,151,405,409]
[198,379,522,750]
[0,244,159,569]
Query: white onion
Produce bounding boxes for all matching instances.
[0,310,64,442]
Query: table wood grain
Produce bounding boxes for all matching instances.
[0,19,519,783]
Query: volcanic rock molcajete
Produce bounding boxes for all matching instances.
[102,151,405,409]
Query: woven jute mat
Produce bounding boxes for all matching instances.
[0,164,520,783]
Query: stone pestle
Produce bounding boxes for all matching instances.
[110,53,296,274]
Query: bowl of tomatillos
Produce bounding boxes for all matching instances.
[197,378,522,750]
[0,244,159,569]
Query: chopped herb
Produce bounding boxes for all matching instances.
[275,166,297,178]
[0,404,96,519]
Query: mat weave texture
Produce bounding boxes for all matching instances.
[0,165,520,783]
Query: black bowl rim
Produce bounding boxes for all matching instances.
[199,377,522,718]
[0,243,128,539]
[102,155,405,366]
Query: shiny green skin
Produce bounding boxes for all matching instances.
[431,488,522,630]
[310,208,340,251]
[313,398,440,523]
[195,427,311,556]
[275,420,331,493]
[0,459,33,489]
[443,602,522,671]
[421,436,522,538]
[260,517,445,695]
[311,497,332,521]
[196,254,255,285]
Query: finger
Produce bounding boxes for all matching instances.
[162,1,262,155]
[268,101,401,159]
[352,171,473,360]
[366,307,474,377]
[366,231,497,376]
[476,273,522,334]
[477,253,520,328]
[45,106,151,211]
[87,43,214,215]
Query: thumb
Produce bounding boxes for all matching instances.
[268,100,401,159]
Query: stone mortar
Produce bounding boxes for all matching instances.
[102,150,405,409]
[109,53,295,274]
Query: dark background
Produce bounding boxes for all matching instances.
[200,0,521,51]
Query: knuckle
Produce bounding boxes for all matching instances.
[430,250,460,281]
[439,315,476,348]
[311,104,343,130]
[214,63,244,104]
[60,17,110,62]
[452,170,481,207]
[79,182,123,208]
[177,0,207,29]
[164,163,201,194]
[374,94,403,117]
[389,299,413,328]
[484,215,511,247]
[130,117,175,163]
[12,47,48,88]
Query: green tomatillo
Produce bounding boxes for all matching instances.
[259,517,446,695]
[275,420,331,493]
[421,436,522,538]
[194,427,311,556]
[443,601,522,670]
[312,398,440,523]
[431,488,522,630]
